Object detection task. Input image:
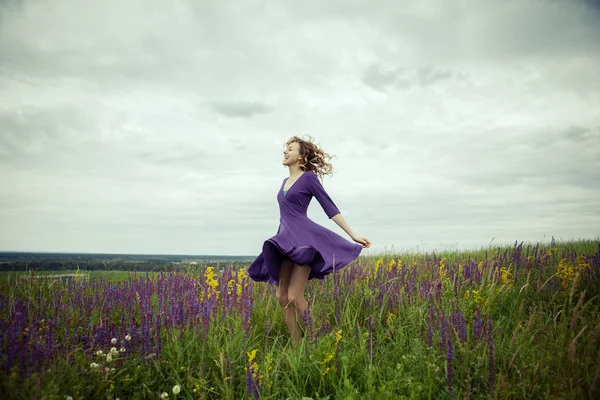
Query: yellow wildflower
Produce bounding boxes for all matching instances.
[466,290,487,308]
[387,259,396,273]
[477,261,484,273]
[439,258,447,280]
[246,349,259,381]
[237,269,248,297]
[575,256,590,272]
[374,258,383,278]
[320,352,335,365]
[386,312,397,326]
[557,258,575,289]
[321,330,342,375]
[227,279,236,295]
[335,329,342,345]
[500,267,512,285]
[204,266,220,299]
[247,349,257,363]
[264,353,273,376]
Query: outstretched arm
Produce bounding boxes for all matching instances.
[331,214,355,238]
[308,172,371,248]
[332,214,371,247]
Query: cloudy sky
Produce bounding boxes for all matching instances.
[1,0,599,256]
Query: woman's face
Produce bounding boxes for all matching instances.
[282,141,302,167]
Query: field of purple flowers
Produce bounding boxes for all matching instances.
[1,239,600,399]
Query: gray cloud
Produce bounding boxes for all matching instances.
[209,101,273,118]
[1,0,599,255]
[361,65,469,91]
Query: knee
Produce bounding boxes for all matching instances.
[286,295,301,309]
[276,292,289,308]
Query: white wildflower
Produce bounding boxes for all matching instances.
[110,347,118,354]
[111,338,117,345]
[90,362,99,369]
[65,396,73,400]
[96,350,103,356]
[106,354,112,362]
[119,347,126,353]
[125,334,132,341]
[160,392,169,399]
[172,385,181,394]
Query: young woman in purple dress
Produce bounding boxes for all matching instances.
[248,135,371,345]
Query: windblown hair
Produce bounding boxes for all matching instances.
[285,135,335,180]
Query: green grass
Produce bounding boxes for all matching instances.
[1,238,599,399]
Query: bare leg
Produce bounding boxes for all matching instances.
[275,258,296,343]
[285,263,311,345]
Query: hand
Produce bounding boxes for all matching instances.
[351,235,371,248]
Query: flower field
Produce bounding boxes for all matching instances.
[1,239,600,399]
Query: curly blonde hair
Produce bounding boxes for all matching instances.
[284,135,335,180]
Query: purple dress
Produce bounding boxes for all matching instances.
[248,170,362,285]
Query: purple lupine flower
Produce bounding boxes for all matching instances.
[458,311,467,345]
[264,317,270,355]
[335,288,342,326]
[473,307,483,341]
[427,307,434,347]
[246,366,258,398]
[303,297,313,345]
[201,296,212,342]
[376,284,385,304]
[440,310,447,353]
[239,280,255,341]
[155,314,162,356]
[446,338,455,397]
[367,315,373,360]
[487,314,495,390]
[245,353,260,398]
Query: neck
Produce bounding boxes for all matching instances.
[287,165,304,177]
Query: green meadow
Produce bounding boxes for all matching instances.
[1,239,599,399]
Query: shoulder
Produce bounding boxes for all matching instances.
[305,170,325,188]
[306,170,318,179]
[304,170,319,183]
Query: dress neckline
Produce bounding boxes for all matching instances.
[282,171,307,192]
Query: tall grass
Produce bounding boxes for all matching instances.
[1,239,599,399]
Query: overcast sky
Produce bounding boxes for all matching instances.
[1,0,599,256]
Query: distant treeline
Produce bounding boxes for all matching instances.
[0,252,256,272]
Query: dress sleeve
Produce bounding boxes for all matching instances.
[308,172,341,219]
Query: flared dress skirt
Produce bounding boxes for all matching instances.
[248,170,362,285]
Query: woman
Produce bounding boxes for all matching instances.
[248,135,371,345]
